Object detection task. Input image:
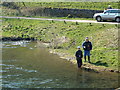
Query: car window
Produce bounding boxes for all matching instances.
[104,10,111,13]
[110,10,120,13]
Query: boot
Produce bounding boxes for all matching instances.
[84,56,86,62]
[88,56,91,63]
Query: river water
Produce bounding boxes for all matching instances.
[1,41,119,88]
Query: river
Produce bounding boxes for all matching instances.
[1,41,119,88]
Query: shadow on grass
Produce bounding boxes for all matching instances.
[91,61,108,67]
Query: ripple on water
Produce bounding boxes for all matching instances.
[2,41,30,48]
[2,82,21,88]
[0,64,14,67]
[2,59,17,62]
[4,67,14,69]
[29,47,34,49]
[24,69,37,72]
[0,70,7,72]
[2,64,15,72]
[2,63,37,73]
[2,78,53,88]
[15,67,37,72]
[39,79,53,84]
[11,41,30,47]
[2,74,22,79]
[2,46,17,48]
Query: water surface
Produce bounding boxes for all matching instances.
[1,41,119,88]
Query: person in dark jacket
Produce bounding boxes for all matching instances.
[82,37,92,63]
[107,5,112,9]
[75,46,83,68]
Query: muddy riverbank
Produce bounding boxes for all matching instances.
[49,49,119,73]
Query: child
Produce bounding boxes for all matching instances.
[75,46,83,68]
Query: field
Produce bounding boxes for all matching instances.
[2,2,119,10]
[2,18,119,70]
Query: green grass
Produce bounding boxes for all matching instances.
[2,18,119,69]
[8,2,119,10]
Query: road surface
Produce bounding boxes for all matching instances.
[0,16,119,24]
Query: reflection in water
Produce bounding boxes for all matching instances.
[1,41,119,88]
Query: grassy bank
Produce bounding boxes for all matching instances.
[2,18,119,71]
[2,2,119,10]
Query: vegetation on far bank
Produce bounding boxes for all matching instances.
[1,2,119,18]
[2,18,119,70]
[2,2,119,10]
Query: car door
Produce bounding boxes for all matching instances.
[101,10,111,20]
[108,10,117,20]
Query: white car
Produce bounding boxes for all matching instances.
[93,9,120,22]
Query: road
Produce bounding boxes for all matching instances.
[0,16,119,24]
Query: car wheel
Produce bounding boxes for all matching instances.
[115,17,120,23]
[96,16,102,22]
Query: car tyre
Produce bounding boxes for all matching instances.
[115,17,120,23]
[96,16,102,22]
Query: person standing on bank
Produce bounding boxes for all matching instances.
[82,37,92,63]
[75,46,83,68]
[107,5,112,9]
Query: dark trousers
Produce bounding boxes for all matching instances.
[76,57,82,68]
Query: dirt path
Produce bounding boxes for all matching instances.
[0,16,119,24]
